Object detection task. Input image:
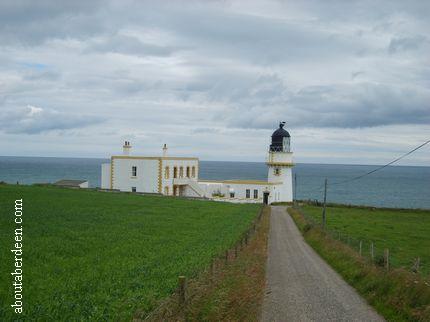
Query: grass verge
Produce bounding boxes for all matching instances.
[288,207,430,322]
[142,206,270,321]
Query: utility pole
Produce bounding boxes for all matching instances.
[294,173,297,206]
[322,178,328,229]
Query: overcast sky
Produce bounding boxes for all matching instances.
[1,0,429,165]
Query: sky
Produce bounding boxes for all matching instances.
[0,0,429,165]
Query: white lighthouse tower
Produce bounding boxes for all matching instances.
[267,122,294,203]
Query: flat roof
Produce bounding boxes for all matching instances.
[198,179,282,185]
[54,179,88,186]
[111,155,198,161]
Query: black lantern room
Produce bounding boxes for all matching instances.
[269,122,290,152]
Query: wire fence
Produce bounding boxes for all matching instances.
[295,204,426,277]
[143,206,267,321]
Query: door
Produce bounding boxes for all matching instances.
[263,192,269,205]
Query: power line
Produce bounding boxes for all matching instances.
[303,138,430,194]
[330,138,430,186]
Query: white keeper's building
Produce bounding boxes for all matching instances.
[101,122,294,204]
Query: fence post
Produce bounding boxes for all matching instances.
[384,249,390,271]
[370,242,374,261]
[178,276,186,305]
[235,244,238,258]
[322,178,328,229]
[359,240,362,256]
[225,250,229,264]
[413,257,420,273]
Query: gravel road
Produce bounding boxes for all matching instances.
[261,206,384,322]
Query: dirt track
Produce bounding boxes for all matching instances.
[261,206,384,322]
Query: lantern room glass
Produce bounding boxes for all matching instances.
[283,137,290,152]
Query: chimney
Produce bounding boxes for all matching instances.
[123,141,132,155]
[162,143,168,157]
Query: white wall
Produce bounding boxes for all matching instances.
[267,151,294,202]
[112,158,159,193]
[161,159,199,195]
[226,183,268,201]
[101,163,111,189]
[198,182,227,198]
[198,181,283,203]
[267,166,293,202]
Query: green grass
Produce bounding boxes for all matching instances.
[146,206,270,321]
[301,204,430,275]
[0,184,259,320]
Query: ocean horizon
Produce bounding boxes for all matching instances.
[1,155,429,210]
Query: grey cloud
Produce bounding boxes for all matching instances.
[351,71,364,80]
[388,35,427,53]
[0,0,104,45]
[192,127,221,134]
[87,34,183,57]
[0,1,429,164]
[23,70,61,81]
[0,105,104,134]
[212,75,430,129]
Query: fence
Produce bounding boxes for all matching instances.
[294,204,426,276]
[143,206,267,321]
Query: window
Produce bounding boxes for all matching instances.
[132,166,137,177]
[230,192,235,198]
[246,189,250,198]
[274,168,281,176]
[164,186,169,195]
[164,166,170,179]
[173,167,178,178]
[131,187,136,192]
[254,189,258,199]
[191,166,196,178]
[179,166,184,178]
[186,166,190,178]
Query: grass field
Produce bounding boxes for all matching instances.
[0,184,259,320]
[301,204,430,275]
[145,206,270,321]
[289,207,430,321]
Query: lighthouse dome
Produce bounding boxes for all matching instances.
[270,122,291,152]
[271,123,290,138]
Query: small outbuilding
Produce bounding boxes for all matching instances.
[54,179,89,189]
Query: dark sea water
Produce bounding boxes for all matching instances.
[0,156,429,209]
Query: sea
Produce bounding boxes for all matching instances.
[0,156,429,209]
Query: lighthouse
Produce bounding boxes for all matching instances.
[266,122,294,203]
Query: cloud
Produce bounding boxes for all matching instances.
[0,105,104,134]
[388,35,427,53]
[0,0,104,45]
[206,74,430,129]
[86,33,184,57]
[0,0,428,164]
